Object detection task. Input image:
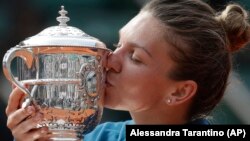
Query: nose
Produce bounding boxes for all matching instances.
[106,51,122,73]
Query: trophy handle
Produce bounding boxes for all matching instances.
[2,46,34,96]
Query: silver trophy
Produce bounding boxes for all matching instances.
[2,6,111,141]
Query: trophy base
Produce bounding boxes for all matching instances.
[47,130,83,141]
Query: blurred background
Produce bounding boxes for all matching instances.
[0,0,250,140]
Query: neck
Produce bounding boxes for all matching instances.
[129,104,189,124]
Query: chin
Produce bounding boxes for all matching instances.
[104,87,115,98]
[103,98,122,110]
[104,105,127,111]
[103,99,128,111]
[104,89,124,109]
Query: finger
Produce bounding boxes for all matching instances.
[30,127,49,141]
[31,127,49,141]
[12,112,43,135]
[7,106,35,130]
[12,83,16,90]
[36,127,51,141]
[6,87,25,116]
[14,127,49,141]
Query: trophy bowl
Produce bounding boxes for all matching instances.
[2,6,111,141]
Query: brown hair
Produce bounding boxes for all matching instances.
[142,0,250,120]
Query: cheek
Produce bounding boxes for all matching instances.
[120,73,166,111]
[124,83,164,112]
[104,63,169,111]
[104,72,158,111]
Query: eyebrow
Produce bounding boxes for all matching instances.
[119,29,153,58]
[130,42,152,58]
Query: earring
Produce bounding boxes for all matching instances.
[167,98,172,104]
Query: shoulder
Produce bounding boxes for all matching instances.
[84,120,134,141]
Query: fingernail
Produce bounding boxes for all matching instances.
[24,83,29,88]
[41,127,48,134]
[34,113,43,122]
[26,106,34,114]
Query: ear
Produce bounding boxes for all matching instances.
[166,80,197,105]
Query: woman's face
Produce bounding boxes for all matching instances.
[104,11,177,112]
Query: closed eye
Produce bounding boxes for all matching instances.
[130,51,142,64]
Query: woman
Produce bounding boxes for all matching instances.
[5,0,250,141]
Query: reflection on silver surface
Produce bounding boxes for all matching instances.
[17,51,107,139]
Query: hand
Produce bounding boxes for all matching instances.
[5,87,49,141]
